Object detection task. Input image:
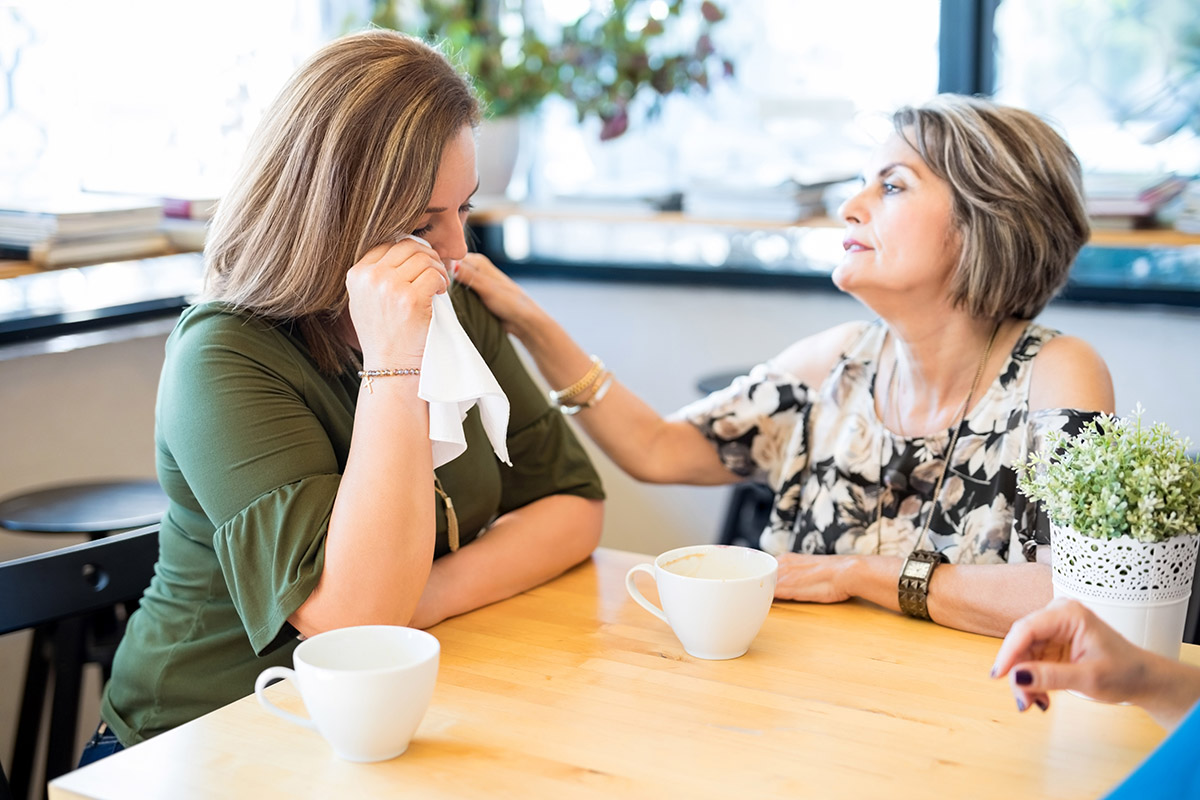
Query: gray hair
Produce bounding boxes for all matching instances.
[892,94,1089,320]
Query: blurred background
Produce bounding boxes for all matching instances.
[2,3,1200,790]
[4,0,1197,203]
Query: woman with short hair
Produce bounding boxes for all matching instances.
[457,94,1113,638]
[86,29,604,759]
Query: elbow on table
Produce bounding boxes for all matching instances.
[567,496,605,560]
[288,579,429,638]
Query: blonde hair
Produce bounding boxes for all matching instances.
[205,29,480,373]
[892,95,1089,320]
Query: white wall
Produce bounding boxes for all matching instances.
[2,280,1199,784]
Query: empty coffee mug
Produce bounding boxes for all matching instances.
[626,544,778,660]
[254,625,439,762]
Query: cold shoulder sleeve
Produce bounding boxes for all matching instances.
[673,363,814,487]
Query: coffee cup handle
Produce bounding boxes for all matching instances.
[625,563,668,624]
[254,666,316,730]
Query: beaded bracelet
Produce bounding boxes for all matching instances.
[358,367,420,394]
[549,356,604,405]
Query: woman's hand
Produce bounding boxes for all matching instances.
[346,238,449,366]
[454,253,542,338]
[774,553,857,603]
[991,599,1157,714]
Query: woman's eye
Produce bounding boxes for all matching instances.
[458,202,474,216]
[882,182,902,195]
[412,223,433,236]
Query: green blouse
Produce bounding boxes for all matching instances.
[101,284,604,745]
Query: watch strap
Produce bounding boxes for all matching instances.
[898,549,948,620]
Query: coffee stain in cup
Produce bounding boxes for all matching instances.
[663,553,705,570]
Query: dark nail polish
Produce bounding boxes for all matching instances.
[1015,669,1033,686]
[1016,697,1026,712]
[1034,698,1049,712]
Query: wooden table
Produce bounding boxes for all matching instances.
[50,548,1191,800]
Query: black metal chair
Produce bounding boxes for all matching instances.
[696,369,773,550]
[716,482,774,549]
[0,525,160,800]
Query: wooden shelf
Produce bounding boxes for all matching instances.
[470,204,1200,248]
[1087,227,1200,247]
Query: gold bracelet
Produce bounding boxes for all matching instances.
[549,356,604,404]
[559,371,614,416]
[358,367,421,394]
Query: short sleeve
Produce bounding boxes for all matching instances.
[673,363,813,486]
[157,306,348,654]
[1012,407,1102,562]
[451,284,605,513]
[212,475,338,653]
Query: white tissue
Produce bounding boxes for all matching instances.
[403,236,511,468]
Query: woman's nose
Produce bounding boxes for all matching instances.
[839,186,868,224]
[434,219,469,264]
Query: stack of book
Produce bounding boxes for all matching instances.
[1174,180,1200,234]
[1083,172,1188,230]
[683,177,847,223]
[0,193,168,269]
[159,193,218,252]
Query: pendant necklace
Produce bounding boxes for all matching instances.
[874,321,1001,556]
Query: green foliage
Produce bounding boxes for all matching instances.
[361,0,732,138]
[1018,405,1200,542]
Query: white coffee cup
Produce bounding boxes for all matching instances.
[254,625,439,762]
[625,544,778,660]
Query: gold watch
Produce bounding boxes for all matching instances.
[898,550,948,620]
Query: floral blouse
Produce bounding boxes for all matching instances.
[678,320,1095,565]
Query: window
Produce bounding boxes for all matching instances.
[529,0,941,201]
[0,1,326,198]
[991,0,1197,174]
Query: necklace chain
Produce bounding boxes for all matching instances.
[874,321,1002,556]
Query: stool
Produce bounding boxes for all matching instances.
[0,479,167,799]
[0,480,167,541]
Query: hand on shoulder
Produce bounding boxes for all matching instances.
[770,320,873,387]
[1028,334,1114,414]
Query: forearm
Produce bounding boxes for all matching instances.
[1134,655,1200,730]
[292,379,436,635]
[409,494,604,629]
[843,557,1053,638]
[925,562,1054,637]
[510,306,734,485]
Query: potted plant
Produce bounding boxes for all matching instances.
[359,0,732,196]
[1018,405,1200,660]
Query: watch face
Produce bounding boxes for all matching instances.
[903,560,933,580]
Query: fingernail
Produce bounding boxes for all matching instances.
[1015,670,1033,686]
[1016,697,1026,712]
[1034,698,1049,712]
[989,666,998,679]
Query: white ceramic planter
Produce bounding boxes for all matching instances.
[1050,523,1199,660]
[475,117,521,201]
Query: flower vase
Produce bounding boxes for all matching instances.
[1050,522,1199,660]
[475,117,521,203]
